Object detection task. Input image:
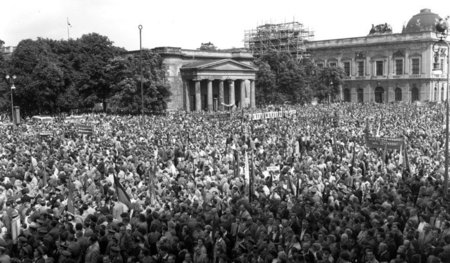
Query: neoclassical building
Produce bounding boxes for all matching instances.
[152,47,257,111]
[306,9,447,103]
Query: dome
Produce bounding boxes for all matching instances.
[402,9,441,34]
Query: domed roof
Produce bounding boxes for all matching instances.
[402,9,441,34]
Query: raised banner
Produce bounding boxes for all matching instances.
[365,135,404,150]
[206,113,231,120]
[77,124,94,136]
[248,110,297,120]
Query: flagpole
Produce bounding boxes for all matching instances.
[67,18,71,40]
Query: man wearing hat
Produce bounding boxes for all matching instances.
[0,245,9,263]
[109,246,123,263]
[85,235,100,263]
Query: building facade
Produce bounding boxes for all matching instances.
[152,47,257,112]
[306,9,447,103]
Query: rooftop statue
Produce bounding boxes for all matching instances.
[369,23,393,35]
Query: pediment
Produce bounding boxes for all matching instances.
[182,59,257,71]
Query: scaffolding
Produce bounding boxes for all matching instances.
[244,21,314,59]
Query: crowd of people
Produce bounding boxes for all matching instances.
[0,102,449,263]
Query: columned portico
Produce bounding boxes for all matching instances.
[250,79,256,108]
[239,80,246,108]
[207,79,213,111]
[219,80,224,111]
[183,80,190,112]
[229,80,235,108]
[194,80,201,112]
[180,59,257,112]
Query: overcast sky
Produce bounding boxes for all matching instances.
[1,0,450,51]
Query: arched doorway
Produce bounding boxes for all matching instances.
[434,87,438,101]
[395,88,402,102]
[375,86,384,103]
[344,88,351,102]
[357,88,364,103]
[411,86,419,102]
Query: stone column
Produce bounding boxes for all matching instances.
[184,80,190,112]
[207,79,213,111]
[250,79,256,108]
[240,80,246,108]
[229,80,235,110]
[194,79,201,112]
[219,80,224,111]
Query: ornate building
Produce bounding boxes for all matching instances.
[152,47,257,112]
[306,9,447,103]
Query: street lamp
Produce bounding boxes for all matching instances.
[5,74,16,124]
[433,17,449,197]
[138,24,144,125]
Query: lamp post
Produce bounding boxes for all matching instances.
[138,24,144,125]
[433,17,450,197]
[5,74,16,124]
[329,81,333,104]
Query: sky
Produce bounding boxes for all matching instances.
[1,0,450,51]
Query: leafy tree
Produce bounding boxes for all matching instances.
[0,39,9,113]
[254,61,275,106]
[8,38,66,114]
[3,34,169,116]
[315,66,346,103]
[105,51,171,113]
[75,33,124,110]
[255,51,313,104]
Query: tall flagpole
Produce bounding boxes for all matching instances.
[67,18,71,40]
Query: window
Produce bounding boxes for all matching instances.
[357,88,364,103]
[411,85,419,102]
[442,59,445,72]
[344,88,351,102]
[395,59,403,75]
[412,58,420,74]
[376,61,384,76]
[395,88,402,101]
[343,62,351,76]
[357,61,364,76]
[442,86,445,102]
[329,62,337,67]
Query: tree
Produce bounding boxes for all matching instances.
[255,61,276,106]
[3,33,169,116]
[105,51,171,113]
[315,66,346,103]
[0,39,8,113]
[255,51,313,105]
[75,33,124,110]
[8,38,66,114]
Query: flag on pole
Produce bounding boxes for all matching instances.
[233,149,239,178]
[376,118,381,137]
[148,164,156,205]
[350,144,356,176]
[398,144,403,165]
[244,151,250,185]
[249,151,255,202]
[404,141,411,175]
[383,142,388,165]
[113,174,132,208]
[67,181,75,214]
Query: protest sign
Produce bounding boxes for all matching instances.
[365,135,404,150]
[77,124,94,136]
